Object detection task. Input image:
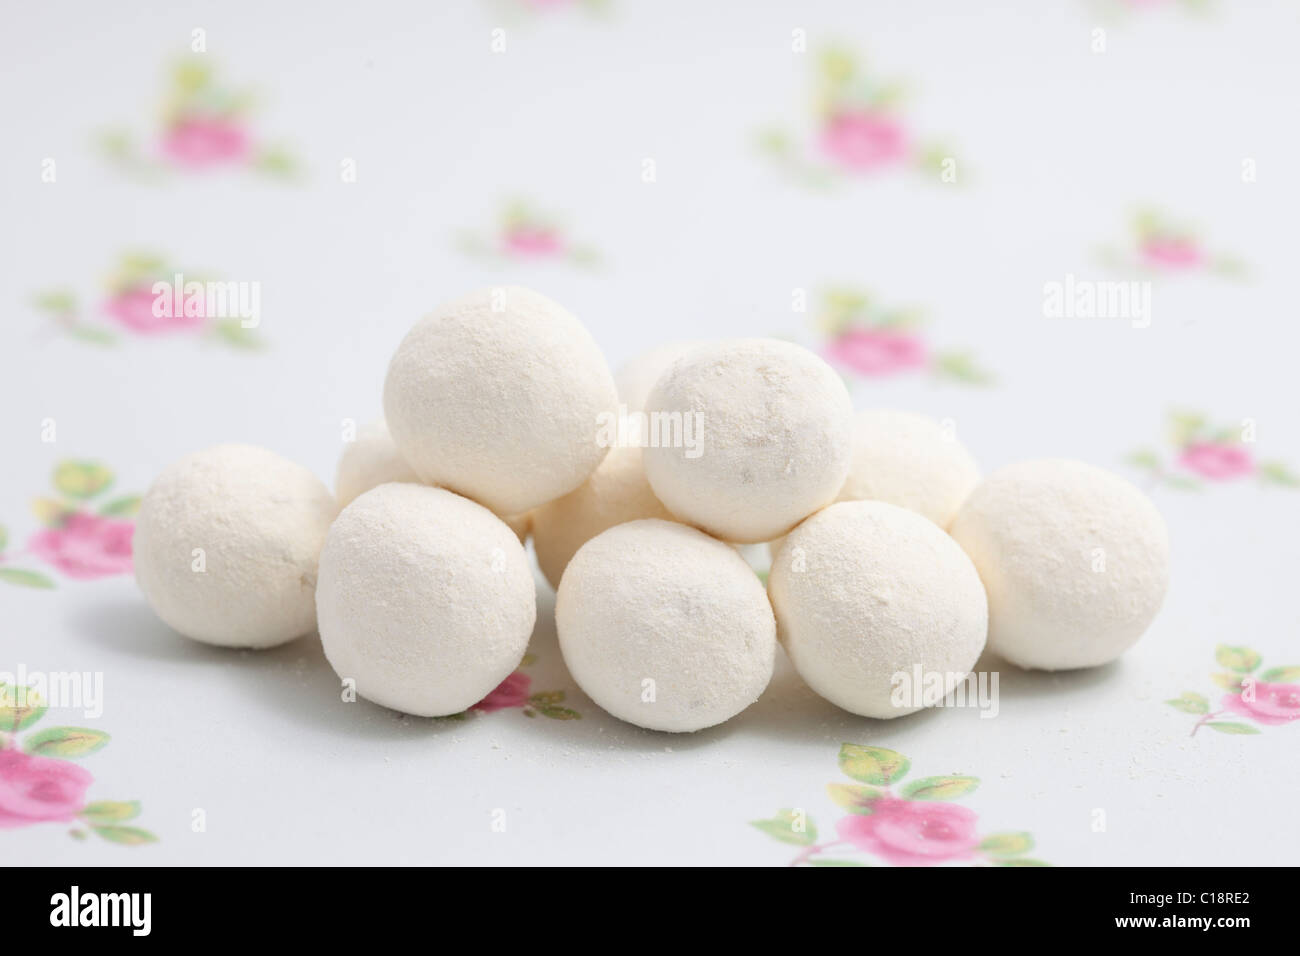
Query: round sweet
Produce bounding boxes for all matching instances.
[614,341,700,412]
[642,338,853,543]
[769,500,988,719]
[532,446,674,590]
[948,459,1169,670]
[556,519,776,732]
[383,286,618,515]
[333,421,529,542]
[839,410,981,528]
[335,420,419,508]
[133,444,338,648]
[316,483,536,716]
[502,511,532,543]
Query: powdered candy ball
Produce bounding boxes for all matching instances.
[531,446,673,590]
[769,500,988,719]
[383,286,617,515]
[556,519,776,732]
[334,420,529,542]
[642,339,853,543]
[614,341,701,413]
[839,410,981,528]
[133,444,338,648]
[316,483,535,716]
[335,420,419,508]
[766,408,982,561]
[949,459,1169,670]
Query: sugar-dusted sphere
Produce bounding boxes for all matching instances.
[556,519,776,732]
[949,459,1169,670]
[134,444,337,648]
[383,286,617,515]
[838,410,981,528]
[316,483,535,716]
[769,500,988,718]
[335,420,419,508]
[531,446,673,590]
[642,339,853,543]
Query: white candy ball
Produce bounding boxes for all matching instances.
[769,500,988,719]
[335,420,419,508]
[643,339,853,543]
[334,420,529,542]
[134,444,337,648]
[614,341,700,412]
[556,519,776,732]
[383,286,617,515]
[949,459,1169,670]
[531,446,673,590]
[316,483,535,716]
[502,511,532,543]
[839,410,981,528]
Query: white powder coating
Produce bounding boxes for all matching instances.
[769,500,988,719]
[949,459,1169,670]
[556,519,776,732]
[614,341,700,412]
[315,483,536,716]
[531,446,674,590]
[383,286,618,515]
[133,444,338,648]
[642,338,854,544]
[839,410,981,528]
[502,511,532,543]
[334,420,529,542]
[334,420,419,508]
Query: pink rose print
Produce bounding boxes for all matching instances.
[27,513,134,580]
[0,690,156,844]
[824,328,928,376]
[457,199,599,267]
[1099,209,1242,277]
[820,111,910,171]
[1177,441,1254,481]
[473,671,534,713]
[503,227,564,258]
[1221,683,1300,727]
[753,745,1047,867]
[835,797,980,866]
[1140,237,1203,270]
[100,60,296,180]
[160,117,251,168]
[1129,411,1296,491]
[446,656,580,721]
[759,46,956,187]
[813,288,992,385]
[103,284,207,335]
[0,461,140,590]
[0,748,92,829]
[1169,645,1300,736]
[33,251,264,349]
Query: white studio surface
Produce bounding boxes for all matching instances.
[1,1,1298,866]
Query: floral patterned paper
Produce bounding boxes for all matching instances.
[34,252,263,349]
[0,684,156,845]
[760,47,958,187]
[1168,646,1300,736]
[0,462,137,589]
[1097,209,1243,278]
[814,288,992,385]
[443,654,582,721]
[1128,411,1298,490]
[753,744,1047,867]
[100,60,297,180]
[456,199,601,267]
